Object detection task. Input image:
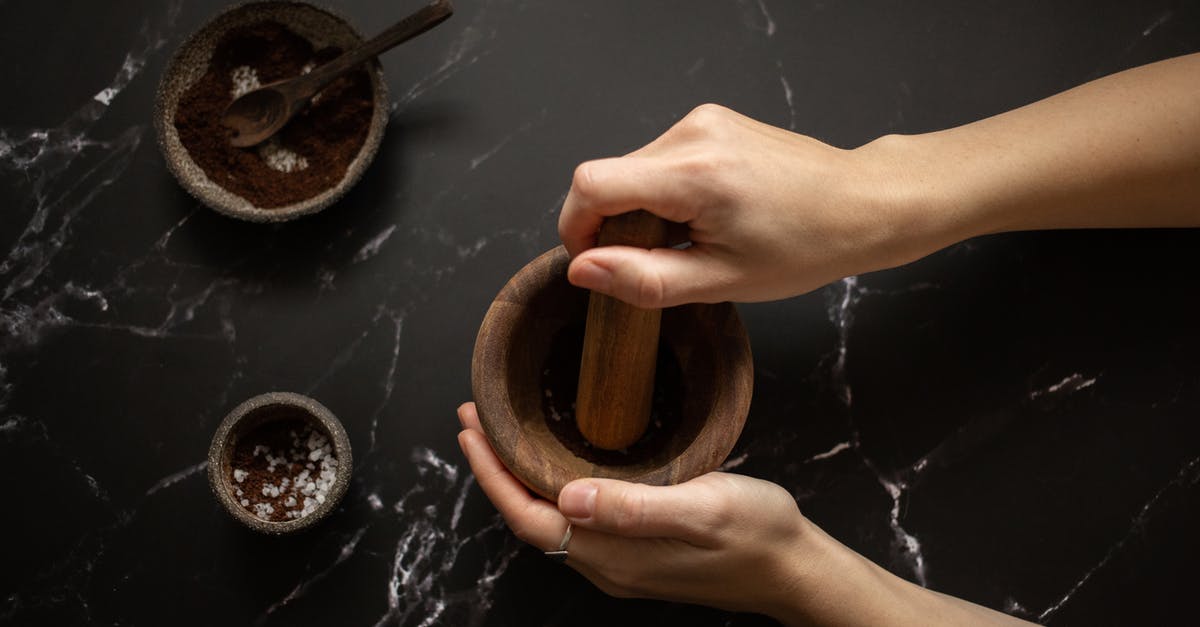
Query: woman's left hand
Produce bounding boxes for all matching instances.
[455,402,1037,626]
[455,402,821,619]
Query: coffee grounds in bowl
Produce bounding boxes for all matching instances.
[174,21,374,208]
[229,417,338,522]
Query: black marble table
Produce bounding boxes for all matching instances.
[3,1,1198,625]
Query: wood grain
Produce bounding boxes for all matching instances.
[472,246,753,501]
[575,210,670,450]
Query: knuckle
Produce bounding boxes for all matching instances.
[686,103,729,126]
[672,103,729,136]
[571,162,599,200]
[508,520,535,545]
[696,486,736,531]
[634,269,667,309]
[612,488,646,535]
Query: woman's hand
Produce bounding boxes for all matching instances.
[560,53,1200,310]
[556,103,954,307]
[457,402,1035,626]
[455,402,817,618]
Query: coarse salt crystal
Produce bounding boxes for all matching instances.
[253,502,275,520]
[258,140,309,173]
[233,469,248,483]
[230,65,260,99]
[235,421,339,522]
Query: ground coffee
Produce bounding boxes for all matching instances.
[229,417,338,522]
[175,21,374,208]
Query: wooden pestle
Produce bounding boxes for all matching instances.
[575,210,670,450]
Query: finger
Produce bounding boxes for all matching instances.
[558,156,703,258]
[558,528,705,594]
[556,477,722,546]
[566,244,737,308]
[456,402,481,431]
[457,428,567,551]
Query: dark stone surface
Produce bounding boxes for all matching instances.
[1,0,1197,625]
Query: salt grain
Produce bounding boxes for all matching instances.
[258,139,309,173]
[230,65,260,99]
[227,66,311,174]
[229,420,339,522]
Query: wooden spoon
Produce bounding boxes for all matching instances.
[222,0,454,148]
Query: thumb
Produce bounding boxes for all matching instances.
[557,478,716,543]
[567,245,732,308]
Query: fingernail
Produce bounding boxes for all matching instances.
[570,260,612,291]
[558,483,597,521]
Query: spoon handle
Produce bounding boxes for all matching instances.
[292,0,454,99]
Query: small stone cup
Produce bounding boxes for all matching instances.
[208,392,352,534]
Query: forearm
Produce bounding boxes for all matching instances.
[862,52,1200,261]
[770,520,1032,626]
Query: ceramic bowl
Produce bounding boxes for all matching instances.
[154,1,389,222]
[208,391,353,533]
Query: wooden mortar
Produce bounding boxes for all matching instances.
[471,244,753,501]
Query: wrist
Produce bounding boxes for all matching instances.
[763,515,877,626]
[765,516,928,627]
[766,516,1031,627]
[850,132,996,267]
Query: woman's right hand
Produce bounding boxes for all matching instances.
[557,104,960,307]
[563,52,1200,309]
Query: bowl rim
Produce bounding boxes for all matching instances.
[153,0,390,222]
[207,391,353,533]
[471,246,754,501]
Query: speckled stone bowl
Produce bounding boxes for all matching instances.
[208,392,353,534]
[154,1,389,222]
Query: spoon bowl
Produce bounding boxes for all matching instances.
[223,88,290,147]
[221,0,453,147]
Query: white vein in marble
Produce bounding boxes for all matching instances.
[373,448,521,627]
[1038,453,1200,621]
[395,0,502,110]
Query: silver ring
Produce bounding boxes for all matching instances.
[544,523,572,563]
